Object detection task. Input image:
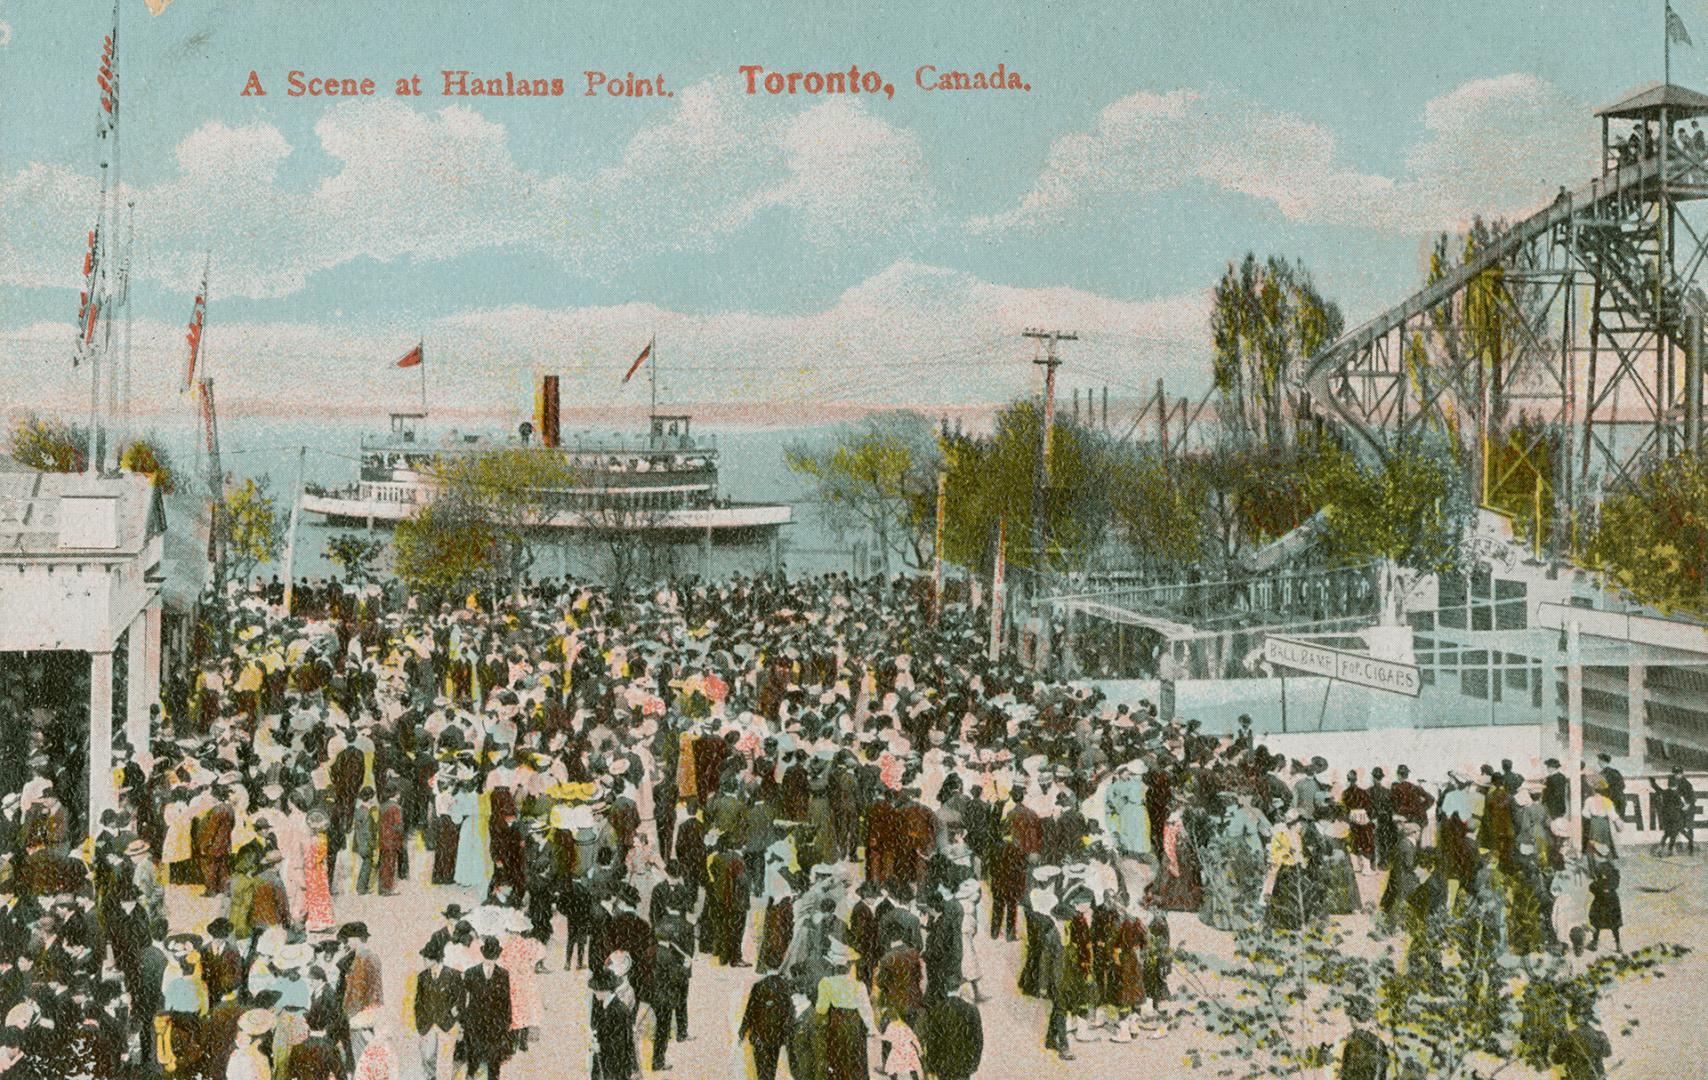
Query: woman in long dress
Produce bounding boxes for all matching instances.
[1314,820,1361,915]
[431,776,459,885]
[499,916,545,1050]
[452,780,489,895]
[815,942,876,1080]
[162,793,196,885]
[302,813,336,933]
[1201,801,1266,931]
[1145,809,1202,912]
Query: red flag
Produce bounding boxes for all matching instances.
[396,343,423,368]
[621,339,652,383]
[183,274,207,392]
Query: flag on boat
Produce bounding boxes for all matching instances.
[183,278,207,392]
[622,337,654,383]
[1669,4,1693,46]
[396,343,424,368]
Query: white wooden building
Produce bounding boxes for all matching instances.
[0,461,167,825]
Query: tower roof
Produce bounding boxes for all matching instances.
[1596,81,1708,120]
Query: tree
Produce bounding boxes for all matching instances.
[221,476,285,585]
[323,532,386,585]
[785,411,941,577]
[940,399,1111,576]
[6,413,88,473]
[582,497,677,594]
[396,448,582,603]
[1194,439,1332,567]
[1586,450,1708,616]
[1211,254,1344,449]
[392,500,496,604]
[118,435,177,493]
[1105,445,1208,573]
[1304,435,1475,621]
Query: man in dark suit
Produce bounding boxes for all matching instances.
[129,925,168,1074]
[329,738,367,886]
[923,892,963,1001]
[673,813,707,913]
[919,987,985,1080]
[287,1014,345,1080]
[647,914,692,1071]
[201,984,245,1080]
[1037,905,1071,1061]
[413,941,462,1080]
[461,937,513,1080]
[1542,758,1570,820]
[1672,766,1698,854]
[738,963,794,1080]
[199,917,245,1005]
[196,788,236,898]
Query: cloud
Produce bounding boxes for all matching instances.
[0,79,934,298]
[0,261,1208,418]
[553,79,932,269]
[971,74,1589,236]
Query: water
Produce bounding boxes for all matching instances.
[143,414,858,583]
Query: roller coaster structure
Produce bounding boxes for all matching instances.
[1302,82,1708,552]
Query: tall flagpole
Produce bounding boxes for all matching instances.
[121,199,134,457]
[1668,2,1673,86]
[420,338,427,414]
[649,332,658,417]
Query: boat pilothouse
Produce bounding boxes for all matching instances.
[303,399,792,538]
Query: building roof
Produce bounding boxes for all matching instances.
[1596,81,1708,120]
[0,467,164,558]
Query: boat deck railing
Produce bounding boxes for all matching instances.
[359,431,719,454]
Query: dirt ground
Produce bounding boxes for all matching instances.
[165,841,1708,1078]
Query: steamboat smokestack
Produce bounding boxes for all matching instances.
[536,374,561,448]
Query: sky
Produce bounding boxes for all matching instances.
[0,0,1696,425]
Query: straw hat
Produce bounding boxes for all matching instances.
[239,1009,276,1037]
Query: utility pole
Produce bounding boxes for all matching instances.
[1156,378,1169,459]
[1022,327,1076,668]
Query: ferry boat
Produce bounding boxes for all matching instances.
[301,406,793,539]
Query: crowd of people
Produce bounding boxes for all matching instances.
[0,566,1675,1079]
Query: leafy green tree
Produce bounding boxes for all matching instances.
[785,410,941,576]
[323,532,386,585]
[397,448,581,601]
[1586,450,1708,616]
[940,399,1110,575]
[1303,435,1474,620]
[7,413,88,473]
[1194,439,1332,566]
[221,476,285,584]
[1106,445,1208,573]
[1211,254,1344,449]
[392,501,496,604]
[118,435,176,493]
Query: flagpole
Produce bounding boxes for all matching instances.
[420,338,427,414]
[1668,1,1673,86]
[85,164,108,479]
[650,332,658,418]
[121,199,134,458]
